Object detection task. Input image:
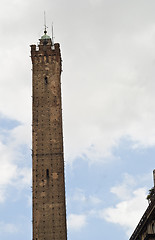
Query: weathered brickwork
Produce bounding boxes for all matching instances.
[31,36,67,240]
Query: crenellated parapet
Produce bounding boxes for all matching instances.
[30,37,62,72]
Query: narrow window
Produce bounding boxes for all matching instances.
[46,169,49,178]
[44,76,48,84]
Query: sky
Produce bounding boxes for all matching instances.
[0,0,155,239]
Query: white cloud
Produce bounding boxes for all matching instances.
[70,188,101,205]
[100,173,149,236]
[61,2,155,163]
[110,173,137,201]
[67,189,102,231]
[0,142,17,202]
[10,124,31,148]
[67,214,87,231]
[0,122,31,202]
[67,173,151,237]
[102,188,148,237]
[18,167,32,187]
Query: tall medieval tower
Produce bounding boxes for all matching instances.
[30,29,67,240]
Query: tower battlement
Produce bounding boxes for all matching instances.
[30,40,61,71]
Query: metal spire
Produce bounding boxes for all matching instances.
[44,11,47,34]
[41,12,51,40]
[52,23,54,45]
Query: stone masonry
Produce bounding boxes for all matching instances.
[31,32,67,240]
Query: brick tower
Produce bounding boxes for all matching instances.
[30,28,67,240]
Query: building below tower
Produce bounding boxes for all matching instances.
[129,170,155,240]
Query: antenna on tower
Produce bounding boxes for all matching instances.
[44,11,47,34]
[51,22,55,49]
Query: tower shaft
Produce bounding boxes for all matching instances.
[31,36,67,240]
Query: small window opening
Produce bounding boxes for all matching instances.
[44,76,48,84]
[46,169,49,178]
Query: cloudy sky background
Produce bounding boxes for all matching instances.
[0,0,155,239]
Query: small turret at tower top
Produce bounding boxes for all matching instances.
[41,29,51,40]
[39,25,55,50]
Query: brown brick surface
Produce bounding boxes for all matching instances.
[31,38,67,240]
